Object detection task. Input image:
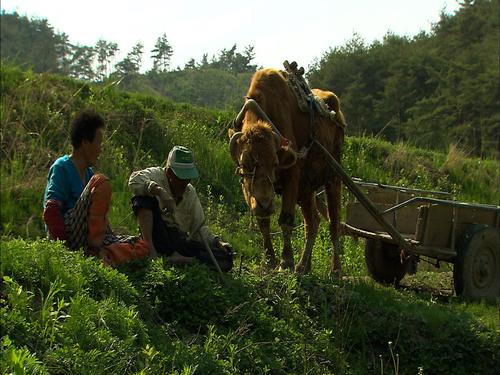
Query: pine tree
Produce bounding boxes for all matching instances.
[68,44,95,81]
[116,42,143,76]
[95,39,119,80]
[151,33,173,73]
[184,58,196,70]
[198,53,209,69]
[55,32,72,75]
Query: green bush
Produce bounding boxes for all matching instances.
[2,238,498,374]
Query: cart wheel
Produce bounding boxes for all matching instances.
[453,225,500,301]
[364,239,410,285]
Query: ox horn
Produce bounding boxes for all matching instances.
[235,99,280,135]
[229,131,243,164]
[273,132,281,150]
[234,102,248,131]
[245,99,276,129]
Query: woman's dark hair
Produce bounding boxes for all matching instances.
[70,109,105,149]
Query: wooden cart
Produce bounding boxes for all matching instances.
[311,137,499,301]
[343,179,500,301]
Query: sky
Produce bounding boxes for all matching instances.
[1,0,461,72]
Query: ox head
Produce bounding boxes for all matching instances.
[229,119,297,218]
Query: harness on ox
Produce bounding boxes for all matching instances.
[283,59,345,131]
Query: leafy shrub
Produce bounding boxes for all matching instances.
[1,336,48,375]
[1,237,499,374]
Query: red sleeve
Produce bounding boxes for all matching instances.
[43,199,66,241]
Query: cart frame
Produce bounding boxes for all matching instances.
[314,139,500,300]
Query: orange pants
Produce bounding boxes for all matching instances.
[86,174,149,266]
[100,239,150,266]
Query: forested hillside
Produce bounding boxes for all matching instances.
[0,11,62,73]
[308,0,499,157]
[2,1,498,156]
[0,10,256,109]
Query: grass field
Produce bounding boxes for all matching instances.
[1,64,499,374]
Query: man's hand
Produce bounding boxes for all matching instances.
[214,238,233,254]
[149,182,175,212]
[220,242,233,255]
[157,188,175,212]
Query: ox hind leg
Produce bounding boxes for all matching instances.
[295,191,320,274]
[325,177,342,274]
[257,217,277,268]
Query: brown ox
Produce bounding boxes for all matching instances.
[229,68,346,273]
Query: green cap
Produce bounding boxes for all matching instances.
[166,146,199,180]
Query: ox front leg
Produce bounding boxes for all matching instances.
[257,217,277,268]
[326,179,342,275]
[279,212,295,271]
[278,167,300,271]
[295,192,320,274]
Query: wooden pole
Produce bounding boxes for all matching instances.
[200,234,226,282]
[313,139,416,254]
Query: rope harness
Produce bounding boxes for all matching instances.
[284,60,341,126]
[283,60,346,159]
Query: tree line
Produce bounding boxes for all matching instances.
[0,10,257,109]
[1,1,498,157]
[307,0,499,158]
[0,11,257,80]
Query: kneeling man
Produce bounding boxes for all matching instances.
[128,146,233,271]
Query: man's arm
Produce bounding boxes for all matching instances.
[128,169,153,196]
[129,168,175,211]
[129,167,175,259]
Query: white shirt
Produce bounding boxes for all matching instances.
[128,166,215,243]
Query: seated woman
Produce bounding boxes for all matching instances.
[43,109,149,266]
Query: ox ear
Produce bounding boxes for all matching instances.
[229,131,243,164]
[277,147,297,169]
[228,127,236,140]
